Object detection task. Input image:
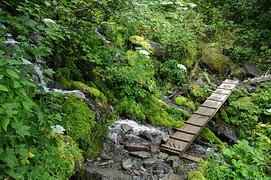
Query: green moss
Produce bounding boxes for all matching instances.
[71,81,107,103]
[185,101,197,111]
[220,109,230,123]
[116,98,146,120]
[129,35,155,52]
[188,171,206,180]
[149,109,183,127]
[182,110,192,119]
[174,96,187,106]
[35,134,83,179]
[201,44,229,74]
[200,128,227,149]
[62,95,96,158]
[56,67,72,89]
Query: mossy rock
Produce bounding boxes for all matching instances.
[182,110,192,119]
[200,128,227,149]
[149,109,183,127]
[129,35,166,57]
[62,95,97,158]
[201,44,230,74]
[174,96,187,106]
[185,101,196,111]
[231,67,246,80]
[71,81,107,103]
[188,171,206,180]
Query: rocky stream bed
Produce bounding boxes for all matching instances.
[81,119,220,180]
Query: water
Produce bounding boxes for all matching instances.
[108,119,169,144]
[7,35,86,99]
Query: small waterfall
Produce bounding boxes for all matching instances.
[6,34,86,99]
[108,119,169,144]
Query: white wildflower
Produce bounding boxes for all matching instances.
[267,108,271,113]
[177,64,187,72]
[51,125,65,134]
[139,50,150,55]
[188,3,197,8]
[260,124,266,127]
[183,7,188,11]
[42,18,56,24]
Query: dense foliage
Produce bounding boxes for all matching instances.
[0,0,270,179]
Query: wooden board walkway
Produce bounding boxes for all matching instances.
[161,79,239,160]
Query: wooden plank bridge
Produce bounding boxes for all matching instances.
[161,79,239,162]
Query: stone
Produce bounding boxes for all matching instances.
[129,35,167,58]
[129,151,151,159]
[122,159,133,170]
[212,120,239,143]
[150,145,161,153]
[160,174,184,180]
[121,124,132,133]
[157,152,169,160]
[231,67,246,80]
[100,152,112,160]
[166,156,180,164]
[84,167,133,180]
[243,63,261,77]
[143,158,163,167]
[201,44,230,74]
[124,143,150,151]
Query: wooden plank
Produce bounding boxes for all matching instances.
[186,114,209,126]
[202,100,222,109]
[213,89,232,95]
[170,131,194,142]
[208,93,228,102]
[218,83,237,90]
[224,79,239,84]
[162,139,188,152]
[182,154,201,163]
[194,107,216,116]
[161,147,180,155]
[175,123,201,135]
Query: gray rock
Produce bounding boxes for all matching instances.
[121,124,132,133]
[157,152,169,160]
[124,143,150,151]
[84,167,133,180]
[143,158,163,167]
[159,174,184,180]
[100,152,112,160]
[150,144,161,153]
[129,151,151,159]
[244,63,261,77]
[212,120,239,143]
[122,159,133,170]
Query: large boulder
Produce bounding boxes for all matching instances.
[243,62,261,77]
[129,35,166,58]
[201,44,230,74]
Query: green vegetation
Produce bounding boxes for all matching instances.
[0,0,271,179]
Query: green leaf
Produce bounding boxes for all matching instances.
[6,69,19,79]
[21,80,36,87]
[22,101,35,110]
[13,81,21,88]
[0,75,3,79]
[16,125,31,137]
[0,84,8,92]
[1,117,10,131]
[8,59,23,65]
[3,154,17,169]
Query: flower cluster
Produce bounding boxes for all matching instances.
[177,64,187,72]
[51,125,65,134]
[139,50,150,56]
[42,18,56,24]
